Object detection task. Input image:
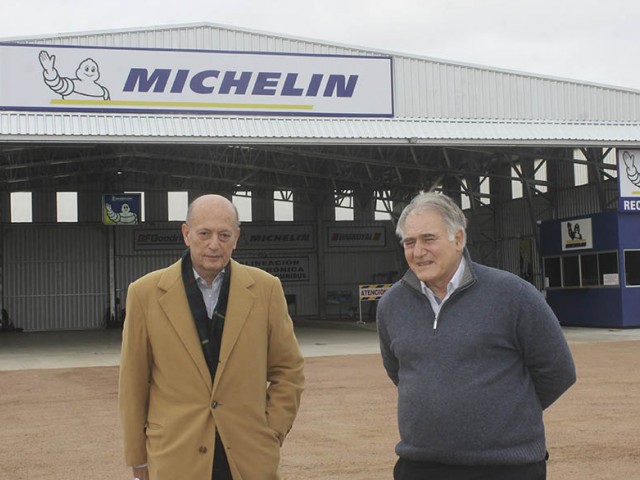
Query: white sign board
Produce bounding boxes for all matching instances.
[242,256,310,282]
[327,226,386,247]
[237,224,314,249]
[560,218,593,251]
[618,148,640,212]
[0,43,394,117]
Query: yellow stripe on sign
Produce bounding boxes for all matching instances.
[359,283,392,301]
[50,99,314,110]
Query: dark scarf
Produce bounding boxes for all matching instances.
[181,249,231,382]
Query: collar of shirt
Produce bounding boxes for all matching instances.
[193,268,226,318]
[420,256,466,315]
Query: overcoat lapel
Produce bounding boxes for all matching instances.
[213,260,255,387]
[157,261,212,389]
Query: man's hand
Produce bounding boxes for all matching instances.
[132,465,149,480]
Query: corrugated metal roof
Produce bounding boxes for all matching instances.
[0,111,639,146]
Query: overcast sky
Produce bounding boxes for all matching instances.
[2,0,639,90]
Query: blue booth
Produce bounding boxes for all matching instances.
[540,211,640,328]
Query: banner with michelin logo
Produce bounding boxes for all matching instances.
[0,43,393,117]
[618,148,640,212]
[103,194,141,225]
[560,217,593,251]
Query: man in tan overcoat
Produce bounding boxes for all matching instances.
[119,194,305,480]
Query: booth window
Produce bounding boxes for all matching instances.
[580,254,599,286]
[599,252,618,281]
[624,250,640,286]
[544,257,562,287]
[562,256,581,287]
[544,250,618,289]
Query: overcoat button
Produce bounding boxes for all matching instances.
[199,446,208,454]
[211,401,218,409]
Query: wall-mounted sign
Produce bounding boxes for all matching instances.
[561,218,593,251]
[134,229,184,250]
[241,256,309,282]
[617,149,640,212]
[103,194,141,225]
[237,224,314,250]
[0,43,393,117]
[358,283,392,301]
[327,226,386,247]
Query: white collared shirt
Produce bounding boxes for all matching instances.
[193,268,226,318]
[420,257,466,316]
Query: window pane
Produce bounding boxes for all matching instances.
[599,252,618,276]
[335,207,354,221]
[573,149,588,186]
[232,192,252,222]
[580,254,599,286]
[274,191,294,221]
[56,192,78,222]
[624,250,640,286]
[167,191,188,221]
[10,192,32,223]
[511,166,523,199]
[534,159,547,193]
[562,256,580,287]
[544,257,562,288]
[480,176,491,205]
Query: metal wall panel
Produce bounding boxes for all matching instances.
[3,225,108,331]
[392,55,640,121]
[321,221,400,320]
[111,220,400,320]
[556,184,601,218]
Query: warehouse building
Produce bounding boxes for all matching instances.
[1,22,639,330]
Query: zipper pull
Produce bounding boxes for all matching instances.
[433,314,438,331]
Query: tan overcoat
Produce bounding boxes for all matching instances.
[119,259,305,479]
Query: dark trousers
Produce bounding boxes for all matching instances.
[394,457,546,480]
[212,432,233,480]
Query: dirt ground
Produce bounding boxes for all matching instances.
[1,341,639,479]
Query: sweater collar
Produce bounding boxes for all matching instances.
[402,247,477,294]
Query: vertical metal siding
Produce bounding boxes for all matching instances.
[556,184,601,218]
[322,221,400,320]
[113,225,182,308]
[3,225,108,331]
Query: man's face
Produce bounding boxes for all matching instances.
[401,209,464,293]
[181,199,239,284]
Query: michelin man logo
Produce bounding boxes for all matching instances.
[39,50,111,100]
[566,222,582,240]
[105,202,138,224]
[623,151,640,188]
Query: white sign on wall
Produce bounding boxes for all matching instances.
[242,256,310,282]
[237,224,314,249]
[327,226,386,247]
[560,218,593,251]
[618,148,640,212]
[0,43,394,117]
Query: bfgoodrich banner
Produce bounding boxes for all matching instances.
[0,43,393,117]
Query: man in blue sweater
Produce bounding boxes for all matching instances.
[377,192,576,480]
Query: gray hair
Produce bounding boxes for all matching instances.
[396,192,467,245]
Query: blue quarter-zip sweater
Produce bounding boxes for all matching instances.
[377,250,576,466]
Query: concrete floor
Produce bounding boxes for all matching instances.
[0,321,639,371]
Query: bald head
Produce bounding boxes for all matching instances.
[186,194,240,231]
[182,194,241,284]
